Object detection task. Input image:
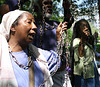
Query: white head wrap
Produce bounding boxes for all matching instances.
[0,10,26,87]
[0,9,26,40]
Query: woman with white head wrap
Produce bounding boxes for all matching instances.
[0,10,26,87]
[0,10,63,87]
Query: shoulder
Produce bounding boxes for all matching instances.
[52,20,59,24]
[52,20,59,25]
[38,48,57,58]
[38,48,51,56]
[38,48,58,62]
[73,38,80,47]
[49,20,60,25]
[28,44,53,59]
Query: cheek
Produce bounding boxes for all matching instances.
[16,23,31,36]
[20,25,30,32]
[80,26,83,31]
[17,28,29,38]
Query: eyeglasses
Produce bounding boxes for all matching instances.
[81,24,88,27]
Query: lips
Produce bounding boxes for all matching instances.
[28,34,35,40]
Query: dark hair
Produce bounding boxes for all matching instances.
[70,19,94,86]
[71,19,94,48]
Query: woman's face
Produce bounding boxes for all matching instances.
[14,12,37,44]
[80,21,88,30]
[80,21,90,37]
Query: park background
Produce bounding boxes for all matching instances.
[0,0,100,60]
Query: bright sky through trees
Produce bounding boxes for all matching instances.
[58,0,83,16]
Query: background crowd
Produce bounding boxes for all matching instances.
[0,0,100,87]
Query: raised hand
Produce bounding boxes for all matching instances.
[56,22,68,41]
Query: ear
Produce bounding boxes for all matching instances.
[10,26,16,35]
[10,26,16,32]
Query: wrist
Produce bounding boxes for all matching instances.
[56,32,61,41]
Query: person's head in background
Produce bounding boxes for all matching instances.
[32,0,53,19]
[0,0,53,21]
[71,19,94,47]
[0,0,27,16]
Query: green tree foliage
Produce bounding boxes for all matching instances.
[0,0,99,21]
[71,0,98,21]
[89,22,98,33]
[0,0,99,42]
[0,0,6,22]
[0,0,6,4]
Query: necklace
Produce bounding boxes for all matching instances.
[9,46,33,70]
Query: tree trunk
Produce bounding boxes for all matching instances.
[98,0,100,20]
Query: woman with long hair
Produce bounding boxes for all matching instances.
[70,19,99,87]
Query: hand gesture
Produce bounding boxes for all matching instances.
[56,22,68,41]
[83,26,90,37]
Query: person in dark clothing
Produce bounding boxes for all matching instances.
[31,0,74,86]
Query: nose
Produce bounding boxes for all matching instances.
[32,23,37,30]
[30,23,37,33]
[84,26,88,29]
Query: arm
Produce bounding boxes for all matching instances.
[56,21,69,71]
[63,0,74,29]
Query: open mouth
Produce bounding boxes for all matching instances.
[28,34,35,40]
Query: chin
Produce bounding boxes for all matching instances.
[27,38,33,44]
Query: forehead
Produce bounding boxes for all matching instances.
[80,21,87,25]
[21,12,34,20]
